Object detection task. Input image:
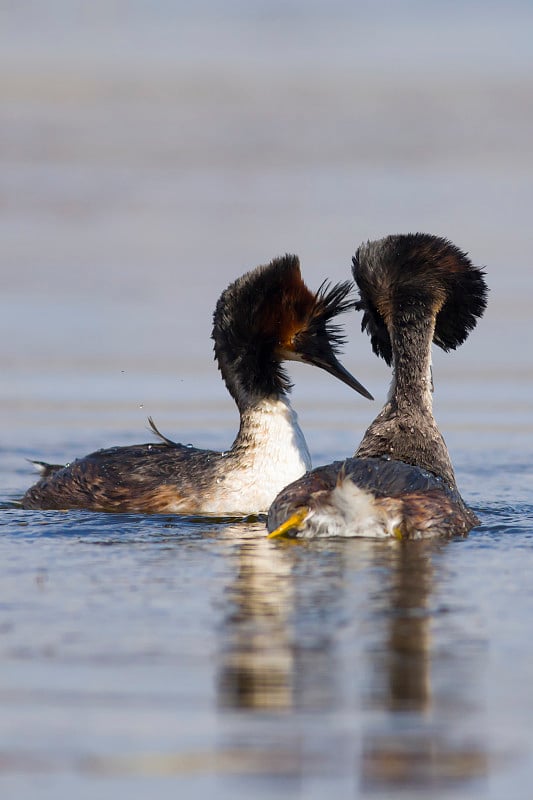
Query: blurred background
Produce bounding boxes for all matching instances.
[1,5,533,798]
[1,0,532,477]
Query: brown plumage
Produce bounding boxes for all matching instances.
[22,254,371,515]
[267,234,488,540]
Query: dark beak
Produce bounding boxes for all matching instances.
[306,350,374,400]
[281,341,373,400]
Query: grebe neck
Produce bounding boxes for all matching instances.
[356,316,457,490]
[202,395,311,515]
[388,318,434,413]
[231,395,311,472]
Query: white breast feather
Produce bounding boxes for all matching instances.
[194,397,311,515]
[305,480,401,538]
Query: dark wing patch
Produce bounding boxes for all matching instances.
[21,443,221,513]
[341,457,446,497]
[386,489,474,539]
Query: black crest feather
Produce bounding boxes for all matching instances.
[352,233,488,365]
[304,278,355,354]
[212,254,355,407]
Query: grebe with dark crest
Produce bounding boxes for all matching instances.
[22,254,372,515]
[267,234,488,539]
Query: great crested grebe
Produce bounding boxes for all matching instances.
[267,234,488,539]
[22,254,372,515]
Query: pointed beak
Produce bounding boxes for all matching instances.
[279,337,373,400]
[308,351,374,400]
[267,507,310,538]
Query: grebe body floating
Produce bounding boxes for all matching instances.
[22,255,371,515]
[267,234,488,540]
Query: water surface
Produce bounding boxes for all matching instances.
[1,2,533,798]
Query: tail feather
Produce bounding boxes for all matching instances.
[28,459,64,478]
[147,416,179,447]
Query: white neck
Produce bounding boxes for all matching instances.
[210,397,312,515]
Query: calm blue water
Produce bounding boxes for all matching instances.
[2,466,533,800]
[2,2,533,798]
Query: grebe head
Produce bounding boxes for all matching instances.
[213,254,372,408]
[352,233,488,366]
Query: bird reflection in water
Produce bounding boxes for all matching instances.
[217,534,342,712]
[215,534,489,792]
[361,542,489,792]
[217,536,295,711]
